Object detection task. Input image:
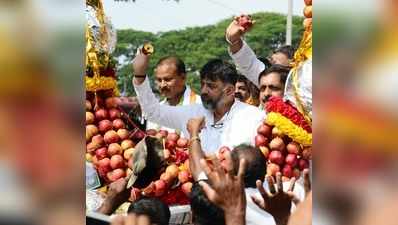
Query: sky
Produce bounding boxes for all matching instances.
[102,0,306,32]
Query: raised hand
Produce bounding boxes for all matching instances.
[199,157,247,225]
[225,14,255,44]
[132,48,150,79]
[251,173,297,225]
[187,116,205,137]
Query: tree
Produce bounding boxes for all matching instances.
[114,12,304,96]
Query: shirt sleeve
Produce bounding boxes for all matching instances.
[229,40,265,87]
[134,77,199,132]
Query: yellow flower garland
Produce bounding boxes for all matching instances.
[266,112,312,146]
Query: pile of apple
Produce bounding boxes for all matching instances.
[303,0,312,30]
[85,97,145,183]
[130,130,193,204]
[255,122,311,181]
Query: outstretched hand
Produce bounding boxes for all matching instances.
[199,157,247,225]
[251,173,297,225]
[225,14,255,44]
[97,176,131,215]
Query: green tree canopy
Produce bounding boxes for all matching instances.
[114,12,304,96]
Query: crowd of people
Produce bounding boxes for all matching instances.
[96,15,312,225]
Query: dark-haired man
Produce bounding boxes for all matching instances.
[258,65,290,109]
[146,56,201,132]
[132,50,264,154]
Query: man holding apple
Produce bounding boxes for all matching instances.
[132,48,265,154]
[226,15,290,109]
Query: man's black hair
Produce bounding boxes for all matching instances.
[258,64,290,85]
[273,45,295,60]
[200,59,238,85]
[156,56,186,76]
[231,144,267,188]
[190,181,225,225]
[127,197,171,225]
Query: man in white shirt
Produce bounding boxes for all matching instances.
[225,17,291,110]
[145,56,201,133]
[132,50,265,154]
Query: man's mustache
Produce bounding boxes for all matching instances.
[234,92,243,100]
[262,95,270,103]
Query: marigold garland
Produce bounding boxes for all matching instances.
[266,96,312,133]
[266,112,312,146]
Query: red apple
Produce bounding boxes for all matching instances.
[303,5,312,18]
[132,130,146,141]
[167,132,180,142]
[109,108,121,120]
[267,163,280,176]
[105,97,118,109]
[178,170,190,184]
[107,143,123,156]
[111,168,126,181]
[95,147,108,160]
[117,129,130,140]
[130,188,141,202]
[110,154,125,169]
[86,112,95,124]
[302,147,312,160]
[104,130,120,144]
[298,159,310,170]
[112,119,125,130]
[87,142,101,153]
[98,120,113,133]
[181,182,193,195]
[282,165,293,178]
[238,15,253,30]
[287,142,301,154]
[269,137,285,151]
[146,129,157,136]
[158,130,168,138]
[304,0,312,6]
[154,179,167,197]
[285,154,298,167]
[177,138,189,148]
[86,125,99,140]
[124,148,135,160]
[269,150,284,165]
[165,139,176,150]
[92,134,104,146]
[98,157,110,168]
[98,161,111,179]
[95,108,108,120]
[121,139,134,150]
[255,134,268,147]
[257,124,272,137]
[86,100,92,111]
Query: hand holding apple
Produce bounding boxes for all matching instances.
[186,116,205,136]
